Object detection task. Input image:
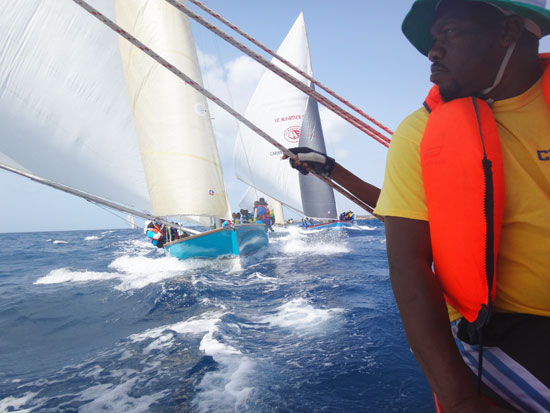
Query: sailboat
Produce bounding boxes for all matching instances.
[0,0,268,259]
[233,12,350,230]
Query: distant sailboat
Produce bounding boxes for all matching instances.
[127,214,136,230]
[0,0,268,259]
[233,12,341,226]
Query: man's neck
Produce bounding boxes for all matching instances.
[486,61,543,101]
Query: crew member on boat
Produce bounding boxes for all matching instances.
[254,200,274,232]
[339,210,356,223]
[257,198,277,224]
[232,212,240,224]
[374,1,550,410]
[301,216,313,228]
[239,209,252,223]
[284,1,550,409]
[144,220,166,248]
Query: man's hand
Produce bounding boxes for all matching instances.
[282,147,335,176]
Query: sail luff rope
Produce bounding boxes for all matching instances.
[188,0,394,140]
[163,0,390,148]
[0,162,201,234]
[72,0,377,216]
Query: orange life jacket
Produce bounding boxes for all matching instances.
[146,224,165,245]
[258,205,270,221]
[421,54,550,324]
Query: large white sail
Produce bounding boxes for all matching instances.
[116,0,231,222]
[233,12,311,213]
[0,0,150,212]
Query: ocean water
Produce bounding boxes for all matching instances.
[0,221,433,412]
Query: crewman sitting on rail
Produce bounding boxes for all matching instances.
[145,221,166,248]
[301,216,313,228]
[255,201,274,232]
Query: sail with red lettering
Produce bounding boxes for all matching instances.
[233,12,336,219]
[233,12,310,213]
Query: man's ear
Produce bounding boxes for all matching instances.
[501,15,525,47]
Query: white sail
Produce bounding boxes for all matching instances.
[115,0,231,223]
[233,12,311,213]
[0,0,150,212]
[127,214,136,229]
[271,200,285,225]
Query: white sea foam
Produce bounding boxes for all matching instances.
[84,235,101,241]
[34,268,118,285]
[248,271,275,281]
[78,378,167,413]
[195,327,256,412]
[33,254,193,291]
[280,236,350,255]
[128,310,256,412]
[348,224,376,231]
[261,298,343,329]
[268,225,350,256]
[199,331,241,356]
[194,356,256,413]
[129,311,223,344]
[81,364,104,380]
[115,238,162,256]
[52,240,68,244]
[0,392,38,413]
[108,254,190,290]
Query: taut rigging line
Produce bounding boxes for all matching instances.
[187,0,394,141]
[72,0,377,215]
[164,0,392,148]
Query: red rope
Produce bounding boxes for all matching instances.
[167,0,391,147]
[188,0,394,139]
[72,0,378,215]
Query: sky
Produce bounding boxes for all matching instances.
[1,1,548,233]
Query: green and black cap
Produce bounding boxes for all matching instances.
[402,0,550,55]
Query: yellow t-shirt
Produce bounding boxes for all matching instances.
[375,78,550,320]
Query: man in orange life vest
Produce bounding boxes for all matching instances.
[285,0,550,410]
[254,200,274,232]
[375,1,550,411]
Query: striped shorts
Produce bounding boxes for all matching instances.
[452,314,550,412]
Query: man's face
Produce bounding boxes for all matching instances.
[429,2,505,101]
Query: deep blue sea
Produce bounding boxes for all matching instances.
[0,221,433,412]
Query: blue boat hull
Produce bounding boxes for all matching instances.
[164,224,268,260]
[305,220,353,230]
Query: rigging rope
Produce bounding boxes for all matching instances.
[163,0,391,148]
[0,162,201,234]
[72,0,376,215]
[188,0,394,139]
